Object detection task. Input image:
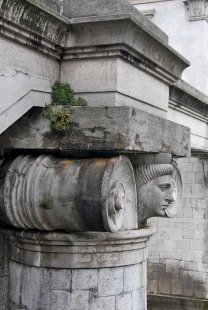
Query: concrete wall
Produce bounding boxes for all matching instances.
[0,35,59,134]
[0,233,8,310]
[147,156,208,306]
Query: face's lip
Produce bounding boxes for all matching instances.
[160,205,169,210]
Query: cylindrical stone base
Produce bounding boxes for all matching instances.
[4,227,156,310]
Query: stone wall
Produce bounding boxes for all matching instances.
[0,233,8,310]
[8,260,146,310]
[147,156,208,306]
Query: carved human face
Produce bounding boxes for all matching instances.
[137,175,176,222]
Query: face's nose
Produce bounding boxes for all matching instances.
[165,190,175,204]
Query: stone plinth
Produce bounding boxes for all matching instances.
[4,226,156,310]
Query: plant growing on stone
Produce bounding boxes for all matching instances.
[50,108,72,133]
[42,81,87,133]
[51,81,87,106]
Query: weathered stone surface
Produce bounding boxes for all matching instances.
[63,0,168,43]
[0,106,191,157]
[0,0,69,45]
[66,15,189,82]
[0,155,137,232]
[5,228,151,309]
[4,226,156,268]
[7,259,147,310]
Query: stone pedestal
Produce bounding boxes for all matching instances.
[4,226,155,310]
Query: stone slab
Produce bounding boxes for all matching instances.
[0,106,190,157]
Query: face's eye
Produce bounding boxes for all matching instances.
[159,184,170,192]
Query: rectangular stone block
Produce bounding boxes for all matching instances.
[0,106,190,157]
[72,269,97,290]
[171,279,182,296]
[51,269,72,290]
[147,280,157,295]
[98,268,123,297]
[90,296,115,310]
[51,290,71,310]
[70,290,89,310]
[116,293,131,310]
[158,276,171,295]
[193,163,204,173]
[132,289,145,310]
[123,264,142,293]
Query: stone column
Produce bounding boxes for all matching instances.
[4,227,155,310]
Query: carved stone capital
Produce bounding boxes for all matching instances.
[0,155,137,232]
[184,0,208,21]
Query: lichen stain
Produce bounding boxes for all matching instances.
[39,196,53,209]
[135,134,144,151]
[59,159,73,172]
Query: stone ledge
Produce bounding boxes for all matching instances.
[0,0,70,49]
[63,0,168,44]
[148,294,208,310]
[2,226,156,268]
[67,14,189,81]
[170,80,208,119]
[0,106,190,157]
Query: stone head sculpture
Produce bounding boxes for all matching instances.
[130,154,181,225]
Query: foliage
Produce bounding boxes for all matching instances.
[50,108,72,133]
[42,82,87,133]
[52,81,74,105]
[71,97,87,107]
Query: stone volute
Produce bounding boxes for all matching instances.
[0,155,137,232]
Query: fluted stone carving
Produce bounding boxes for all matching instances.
[0,155,137,232]
[184,0,208,21]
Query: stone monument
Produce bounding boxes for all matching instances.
[0,0,190,309]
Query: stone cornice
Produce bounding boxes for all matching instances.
[183,0,208,22]
[63,45,178,85]
[169,80,208,122]
[68,15,190,82]
[0,0,70,58]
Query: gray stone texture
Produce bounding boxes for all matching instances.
[0,232,8,309]
[5,228,154,269]
[147,156,208,306]
[8,260,147,310]
[0,155,137,232]
[0,106,190,157]
[63,0,168,44]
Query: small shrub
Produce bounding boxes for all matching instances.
[71,97,87,107]
[52,81,74,105]
[50,108,72,133]
[42,82,87,133]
